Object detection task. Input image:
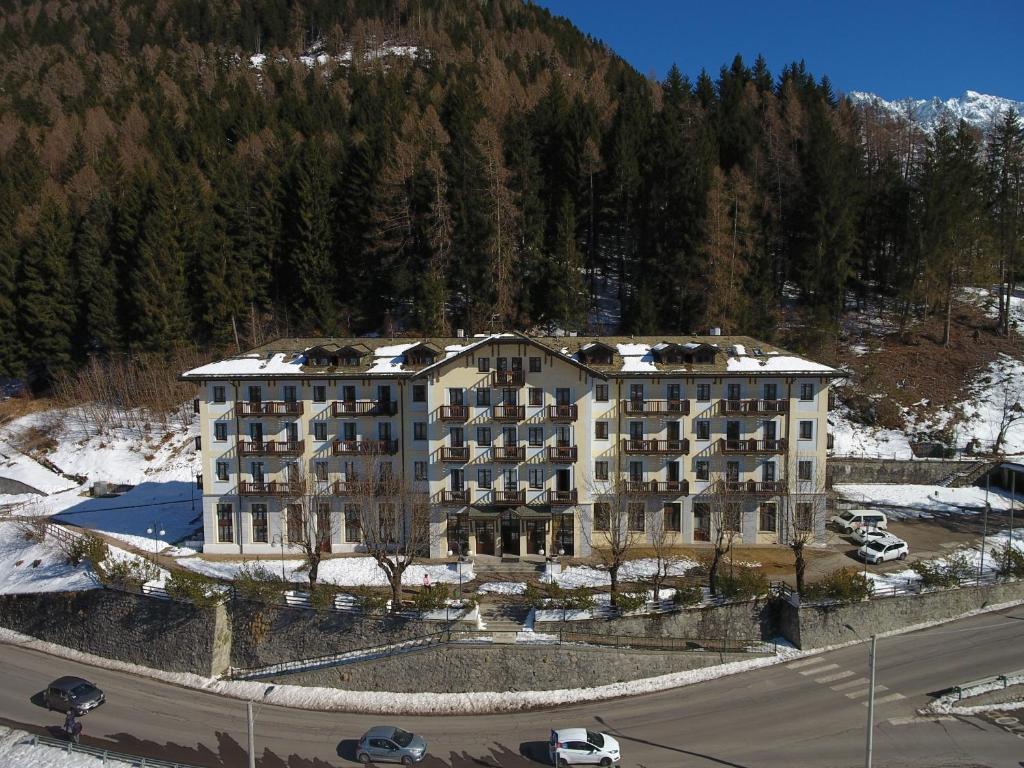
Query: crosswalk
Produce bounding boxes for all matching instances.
[786,656,907,708]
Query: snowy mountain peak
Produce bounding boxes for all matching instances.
[846,90,1024,133]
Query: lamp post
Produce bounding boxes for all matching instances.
[845,624,877,768]
[270,534,287,582]
[979,474,991,582]
[246,685,275,768]
[146,522,165,557]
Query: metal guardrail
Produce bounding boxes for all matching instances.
[27,733,205,767]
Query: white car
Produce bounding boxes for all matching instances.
[831,509,887,534]
[858,536,909,564]
[549,728,621,766]
[850,526,892,545]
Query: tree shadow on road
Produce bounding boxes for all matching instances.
[592,715,752,768]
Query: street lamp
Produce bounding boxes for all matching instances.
[844,623,877,768]
[247,685,275,768]
[270,534,287,582]
[146,522,166,557]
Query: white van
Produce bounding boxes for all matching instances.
[829,509,887,535]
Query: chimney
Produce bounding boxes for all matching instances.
[456,329,464,338]
[709,327,721,336]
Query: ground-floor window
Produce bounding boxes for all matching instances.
[796,501,814,532]
[663,503,681,532]
[627,502,645,531]
[344,504,361,542]
[251,504,268,542]
[594,502,610,531]
[759,502,777,533]
[216,503,233,543]
[693,502,710,541]
[286,504,304,543]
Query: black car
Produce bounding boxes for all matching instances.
[44,676,105,713]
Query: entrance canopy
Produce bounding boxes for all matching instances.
[468,506,502,520]
[511,505,552,520]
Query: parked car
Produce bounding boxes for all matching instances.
[44,677,105,713]
[356,726,427,764]
[850,526,893,545]
[831,509,887,534]
[549,728,621,766]
[858,536,909,564]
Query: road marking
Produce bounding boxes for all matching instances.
[787,657,826,669]
[799,663,839,676]
[831,678,870,691]
[865,693,906,707]
[847,685,888,699]
[816,670,855,684]
[887,715,956,726]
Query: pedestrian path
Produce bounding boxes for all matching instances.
[785,656,907,708]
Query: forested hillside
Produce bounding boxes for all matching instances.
[0,0,1021,391]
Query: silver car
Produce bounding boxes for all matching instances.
[356,726,428,764]
[44,676,105,713]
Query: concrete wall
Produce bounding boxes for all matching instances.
[0,589,226,676]
[827,458,968,487]
[268,643,755,692]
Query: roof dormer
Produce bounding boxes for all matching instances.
[402,341,441,368]
[577,341,616,366]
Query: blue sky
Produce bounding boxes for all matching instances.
[535,1,1024,101]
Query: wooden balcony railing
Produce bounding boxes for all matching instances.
[621,438,690,455]
[441,446,470,462]
[333,479,359,495]
[238,439,305,457]
[441,489,470,505]
[720,479,787,495]
[623,480,689,496]
[547,488,578,506]
[491,370,525,387]
[718,399,789,415]
[547,445,577,463]
[492,404,525,421]
[719,438,787,454]
[547,404,578,421]
[622,399,690,416]
[493,445,525,462]
[239,481,301,496]
[439,405,469,421]
[331,400,398,417]
[331,439,399,455]
[238,401,304,416]
[493,488,526,506]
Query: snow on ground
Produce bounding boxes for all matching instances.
[552,557,698,589]
[829,406,914,458]
[948,354,1024,455]
[0,725,142,768]
[0,521,97,594]
[0,441,77,495]
[962,286,1024,336]
[834,483,1017,518]
[179,555,474,587]
[476,581,526,595]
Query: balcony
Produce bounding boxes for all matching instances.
[547,404,578,422]
[440,446,470,462]
[331,400,398,417]
[492,404,525,421]
[439,405,469,422]
[333,479,358,495]
[719,438,787,454]
[491,370,525,387]
[622,399,689,416]
[547,445,578,463]
[720,479,787,495]
[239,481,301,496]
[331,439,399,456]
[493,445,525,463]
[493,488,526,506]
[238,401,304,417]
[621,438,690,455]
[441,489,470,505]
[547,489,578,506]
[718,399,789,416]
[623,480,689,496]
[238,439,305,457]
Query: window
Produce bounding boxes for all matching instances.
[414,461,427,481]
[695,460,709,481]
[696,420,710,440]
[449,387,465,406]
[477,357,490,372]
[759,502,777,532]
[344,504,361,542]
[315,461,328,482]
[594,503,610,531]
[762,461,776,482]
[798,460,813,481]
[283,385,297,403]
[796,502,814,532]
[476,388,491,407]
[529,388,543,406]
[595,421,609,439]
[799,420,813,440]
[694,502,710,538]
[595,384,609,402]
[314,422,327,441]
[697,383,711,402]
[628,502,645,531]
[250,461,265,482]
[528,426,543,446]
[477,426,492,446]
[529,467,544,489]
[724,503,742,532]
[287,504,304,542]
[477,468,492,489]
[594,460,609,481]
[412,385,426,403]
[251,504,268,543]
[313,385,326,403]
[414,422,426,440]
[763,383,778,401]
[214,422,227,441]
[216,503,233,543]
[629,461,643,481]
[664,503,681,532]
[529,356,542,373]
[212,386,226,404]
[248,385,262,403]
[800,383,814,401]
[216,461,229,481]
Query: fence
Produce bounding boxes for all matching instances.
[25,733,205,768]
[770,572,1013,605]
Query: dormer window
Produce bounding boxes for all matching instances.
[578,342,615,366]
[402,342,441,368]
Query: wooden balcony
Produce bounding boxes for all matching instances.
[239,481,301,496]
[492,404,525,421]
[547,445,577,463]
[719,438,787,454]
[547,488,578,506]
[439,405,469,422]
[238,439,305,457]
[493,488,526,506]
[720,479,788,496]
[718,399,789,415]
[238,401,304,417]
[547,404,578,422]
[331,400,398,417]
[622,399,689,416]
[621,438,690,455]
[441,489,470,505]
[623,480,689,496]
[493,445,525,463]
[332,479,359,495]
[491,370,525,387]
[331,439,398,456]
[440,446,470,462]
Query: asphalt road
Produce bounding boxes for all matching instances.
[3,606,1024,768]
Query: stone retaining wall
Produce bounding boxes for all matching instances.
[827,458,969,487]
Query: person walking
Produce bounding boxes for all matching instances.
[63,709,82,744]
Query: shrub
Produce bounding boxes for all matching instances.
[309,583,341,612]
[672,583,703,607]
[802,569,872,603]
[102,556,160,589]
[996,545,1024,578]
[412,584,450,612]
[165,570,219,606]
[910,552,973,589]
[715,568,768,601]
[559,587,595,610]
[612,590,648,613]
[523,581,547,608]
[65,533,109,568]
[233,561,285,602]
[15,517,48,543]
[354,590,391,614]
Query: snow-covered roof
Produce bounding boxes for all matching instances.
[183,352,306,377]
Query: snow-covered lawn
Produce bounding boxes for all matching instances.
[476,581,526,595]
[179,555,474,587]
[834,483,1017,518]
[0,521,97,594]
[552,557,697,589]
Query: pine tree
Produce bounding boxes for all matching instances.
[288,143,336,332]
[986,109,1024,336]
[74,195,122,354]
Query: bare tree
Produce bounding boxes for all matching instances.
[706,489,742,597]
[284,470,333,587]
[781,488,827,595]
[647,503,681,602]
[582,474,645,607]
[992,368,1024,453]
